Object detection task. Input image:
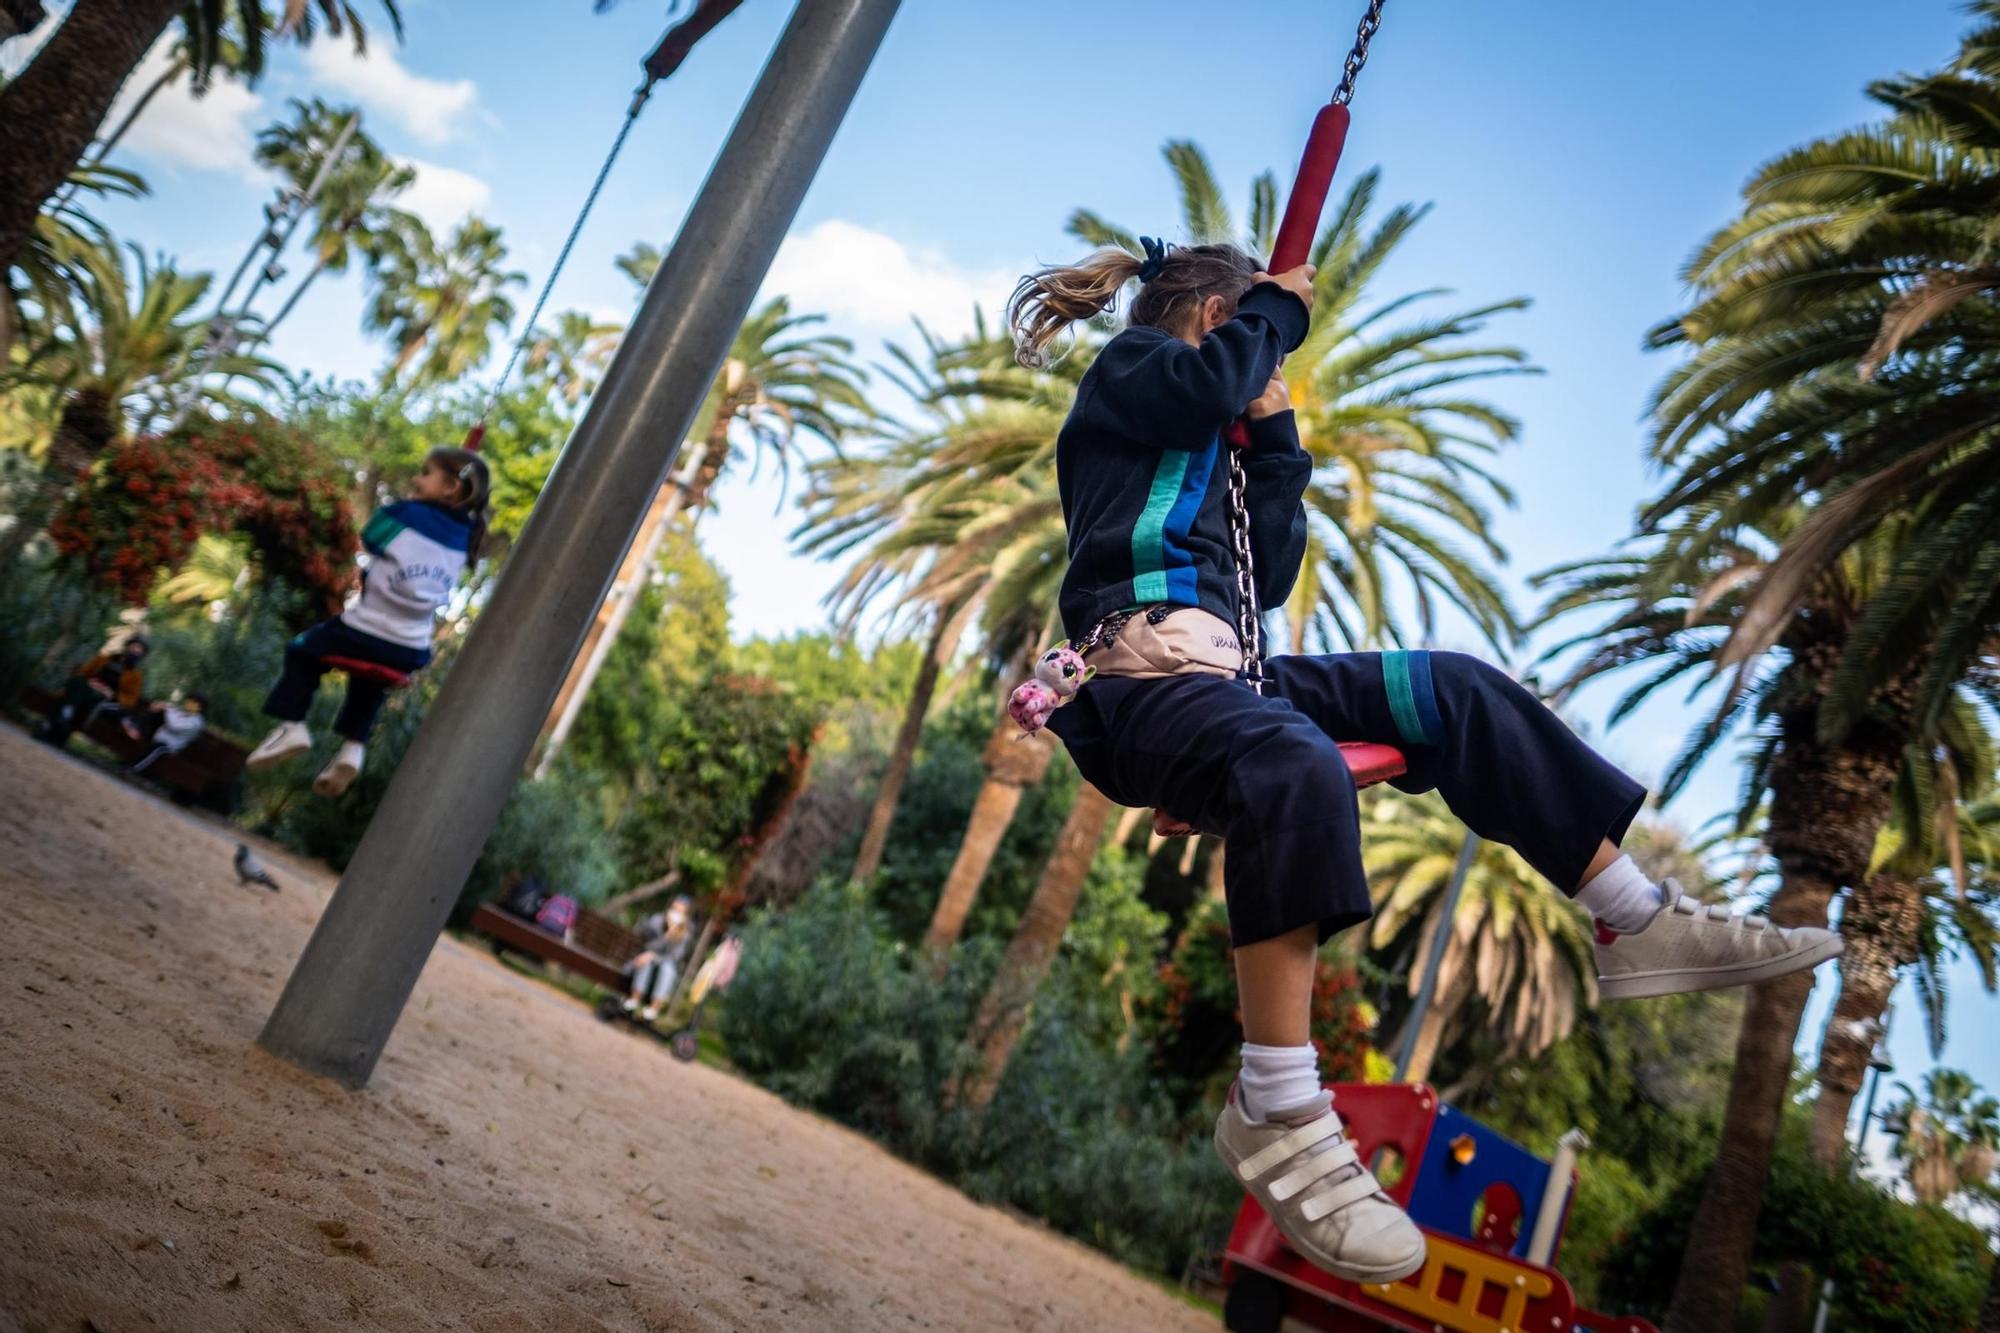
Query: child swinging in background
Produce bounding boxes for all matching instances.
[247,447,490,798]
[1009,240,1844,1285]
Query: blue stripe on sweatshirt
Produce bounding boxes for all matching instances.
[1159,438,1219,605]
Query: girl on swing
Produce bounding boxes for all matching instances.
[1010,240,1842,1284]
[247,447,490,797]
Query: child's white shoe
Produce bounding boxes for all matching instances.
[640,1005,662,1023]
[248,721,313,769]
[1214,1089,1427,1284]
[313,740,365,798]
[1594,878,1843,1000]
[621,996,642,1013]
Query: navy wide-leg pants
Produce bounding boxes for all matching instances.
[263,618,431,742]
[1046,651,1646,947]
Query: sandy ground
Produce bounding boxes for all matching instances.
[0,724,1211,1333]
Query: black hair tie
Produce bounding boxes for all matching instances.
[1137,235,1170,282]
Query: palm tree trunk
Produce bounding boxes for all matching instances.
[85,49,187,167]
[1808,871,1924,1166]
[678,390,740,519]
[849,602,972,885]
[1665,690,1904,1333]
[386,329,428,386]
[535,467,692,768]
[0,0,182,271]
[0,388,117,568]
[956,783,1116,1112]
[921,713,1056,963]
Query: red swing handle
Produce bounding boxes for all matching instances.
[1226,102,1353,449]
[1269,102,1352,273]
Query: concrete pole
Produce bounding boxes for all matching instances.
[259,0,903,1088]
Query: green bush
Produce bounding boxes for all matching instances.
[863,692,1079,945]
[1598,1117,1992,1330]
[719,879,1234,1280]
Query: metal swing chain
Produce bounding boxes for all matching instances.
[1334,0,1388,106]
[477,82,654,427]
[1228,447,1267,693]
[1227,0,1388,694]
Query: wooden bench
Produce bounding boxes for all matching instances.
[20,685,248,813]
[468,901,644,991]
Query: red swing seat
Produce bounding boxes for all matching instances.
[321,655,413,690]
[1339,740,1406,789]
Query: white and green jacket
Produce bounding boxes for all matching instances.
[340,501,474,649]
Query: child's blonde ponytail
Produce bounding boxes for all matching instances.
[1006,238,1260,370]
[1008,248,1145,368]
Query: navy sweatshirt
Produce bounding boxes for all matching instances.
[1055,281,1314,642]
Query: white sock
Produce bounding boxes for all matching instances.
[1238,1043,1323,1123]
[1576,854,1664,934]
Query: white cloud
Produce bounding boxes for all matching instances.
[395,156,491,233]
[303,42,476,146]
[106,40,264,179]
[762,220,1015,340]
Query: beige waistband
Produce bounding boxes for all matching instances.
[1083,607,1243,679]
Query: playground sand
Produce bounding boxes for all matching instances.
[0,725,1208,1333]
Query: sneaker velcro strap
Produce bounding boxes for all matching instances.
[1237,1115,1339,1181]
[1268,1139,1360,1202]
[1299,1170,1386,1223]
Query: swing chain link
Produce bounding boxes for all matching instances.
[1333,0,1388,106]
[1226,445,1267,695]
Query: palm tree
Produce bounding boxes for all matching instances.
[3,161,139,363]
[0,0,400,275]
[253,97,413,338]
[2,245,278,563]
[1361,790,1598,1083]
[1640,11,2000,743]
[677,297,868,517]
[1887,1068,2000,1205]
[364,213,524,390]
[1537,517,1936,1333]
[1612,14,2000,1317]
[522,310,620,409]
[1810,713,2000,1167]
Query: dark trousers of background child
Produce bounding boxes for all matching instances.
[1047,650,1646,946]
[263,619,431,743]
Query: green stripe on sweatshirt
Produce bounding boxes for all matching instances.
[1382,650,1433,746]
[1130,451,1191,603]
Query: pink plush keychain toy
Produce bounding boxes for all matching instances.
[1007,642,1094,736]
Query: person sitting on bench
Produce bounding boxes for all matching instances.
[125,692,208,774]
[38,635,148,748]
[624,895,695,1023]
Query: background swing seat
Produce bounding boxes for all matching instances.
[321,655,413,691]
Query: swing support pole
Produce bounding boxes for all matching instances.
[258,0,903,1088]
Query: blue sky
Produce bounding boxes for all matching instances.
[10,1,1993,1144]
